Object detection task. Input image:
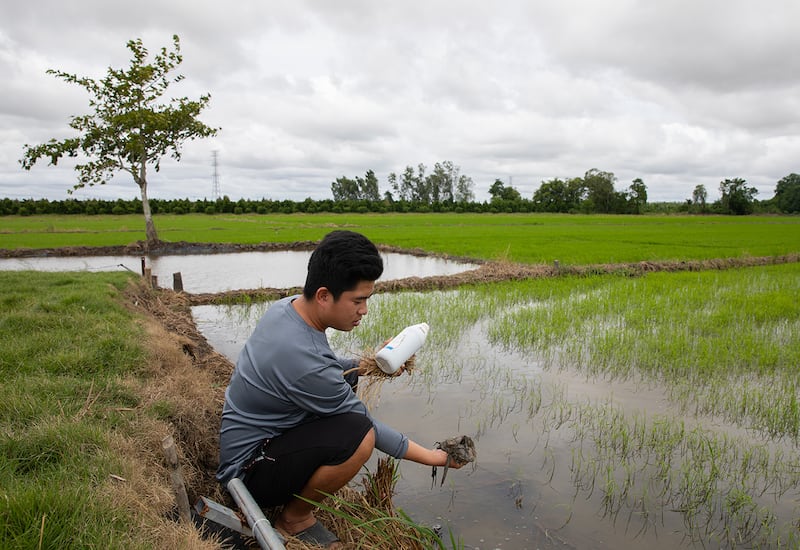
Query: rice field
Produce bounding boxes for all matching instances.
[296,264,800,548]
[198,261,800,548]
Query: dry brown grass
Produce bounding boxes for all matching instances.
[281,458,438,550]
[345,353,416,409]
[111,280,233,548]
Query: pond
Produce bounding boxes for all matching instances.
[0,251,479,293]
[193,293,716,550]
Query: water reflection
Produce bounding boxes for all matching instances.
[0,251,478,293]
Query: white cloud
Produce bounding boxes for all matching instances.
[1,0,798,204]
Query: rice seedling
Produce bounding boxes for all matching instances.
[537,394,800,548]
[485,264,800,440]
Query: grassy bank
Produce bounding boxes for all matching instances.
[0,271,140,548]
[0,271,225,549]
[2,213,799,264]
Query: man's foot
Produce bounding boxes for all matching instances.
[291,520,340,548]
[275,514,340,549]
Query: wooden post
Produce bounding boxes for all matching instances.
[173,272,184,292]
[144,267,152,286]
[140,256,146,276]
[151,275,158,288]
[162,435,192,524]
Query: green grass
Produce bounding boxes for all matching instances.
[0,270,148,549]
[2,213,799,264]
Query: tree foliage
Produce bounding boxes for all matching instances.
[628,178,648,214]
[774,173,800,214]
[384,161,474,204]
[691,184,708,213]
[532,178,584,212]
[20,35,218,246]
[331,170,380,201]
[718,178,758,215]
[488,179,522,202]
[582,169,622,213]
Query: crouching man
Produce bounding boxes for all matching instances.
[217,230,462,548]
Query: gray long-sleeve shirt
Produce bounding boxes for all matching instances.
[216,296,409,484]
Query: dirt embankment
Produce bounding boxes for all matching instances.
[12,238,793,304]
[181,249,800,306]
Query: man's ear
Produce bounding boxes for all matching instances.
[315,287,331,305]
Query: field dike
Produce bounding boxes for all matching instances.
[81,242,799,548]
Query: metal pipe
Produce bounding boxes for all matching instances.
[227,478,286,550]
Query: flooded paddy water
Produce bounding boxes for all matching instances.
[197,302,684,549]
[194,268,800,550]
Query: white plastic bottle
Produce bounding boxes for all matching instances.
[375,323,430,374]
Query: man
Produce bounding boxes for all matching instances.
[217,230,460,548]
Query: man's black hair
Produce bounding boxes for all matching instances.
[303,230,384,300]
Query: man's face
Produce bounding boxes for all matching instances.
[323,280,375,332]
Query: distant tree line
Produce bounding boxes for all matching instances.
[4,171,798,217]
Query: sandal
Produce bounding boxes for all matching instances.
[292,520,339,548]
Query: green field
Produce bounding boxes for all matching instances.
[2,213,799,264]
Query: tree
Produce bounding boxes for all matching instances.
[627,178,647,214]
[330,176,360,201]
[488,179,521,202]
[691,184,708,214]
[774,173,800,213]
[453,171,475,203]
[718,178,758,215]
[389,165,424,202]
[532,177,585,212]
[20,35,218,247]
[389,161,473,204]
[330,170,381,201]
[582,169,618,213]
[358,170,381,201]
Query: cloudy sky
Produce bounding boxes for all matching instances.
[1,1,798,204]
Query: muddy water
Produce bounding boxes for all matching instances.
[194,299,698,550]
[0,252,478,293]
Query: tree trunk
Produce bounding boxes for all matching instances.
[137,162,159,247]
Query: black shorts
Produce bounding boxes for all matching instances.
[242,412,374,508]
